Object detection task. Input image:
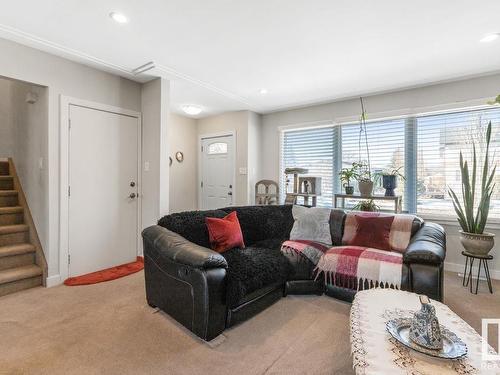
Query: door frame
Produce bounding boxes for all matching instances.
[59,95,142,281]
[198,131,236,210]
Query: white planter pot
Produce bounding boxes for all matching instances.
[459,231,495,256]
[358,180,374,197]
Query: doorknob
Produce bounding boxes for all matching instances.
[129,193,136,199]
[228,192,232,196]
[130,181,136,187]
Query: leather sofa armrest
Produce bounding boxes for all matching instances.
[142,225,228,269]
[404,223,446,265]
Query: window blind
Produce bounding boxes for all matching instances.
[341,118,406,210]
[416,108,500,219]
[281,126,335,207]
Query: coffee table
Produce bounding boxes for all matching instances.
[350,288,498,374]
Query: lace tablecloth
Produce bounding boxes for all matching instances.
[350,289,499,375]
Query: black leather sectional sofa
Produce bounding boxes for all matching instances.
[142,205,446,341]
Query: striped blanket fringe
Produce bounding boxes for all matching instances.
[314,246,403,291]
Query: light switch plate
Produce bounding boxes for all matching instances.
[239,167,247,175]
[144,161,150,171]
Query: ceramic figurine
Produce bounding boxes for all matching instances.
[409,295,443,350]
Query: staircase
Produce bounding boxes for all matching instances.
[0,159,46,297]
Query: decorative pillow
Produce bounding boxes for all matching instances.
[289,205,332,245]
[206,211,245,253]
[350,214,395,250]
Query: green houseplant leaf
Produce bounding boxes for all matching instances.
[448,121,495,234]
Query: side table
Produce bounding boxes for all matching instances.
[462,251,493,294]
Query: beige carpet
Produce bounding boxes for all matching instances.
[0,271,498,375]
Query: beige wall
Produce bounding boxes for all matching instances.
[247,112,262,205]
[197,111,250,206]
[260,72,500,279]
[0,37,143,284]
[168,114,198,213]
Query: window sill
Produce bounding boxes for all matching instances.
[419,214,500,231]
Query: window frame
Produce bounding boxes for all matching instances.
[278,104,500,227]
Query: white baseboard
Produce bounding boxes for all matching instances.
[445,261,500,281]
[45,274,62,287]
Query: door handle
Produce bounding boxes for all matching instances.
[129,193,136,199]
[228,192,232,196]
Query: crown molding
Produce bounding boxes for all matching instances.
[0,23,258,110]
[153,63,255,109]
[0,23,140,79]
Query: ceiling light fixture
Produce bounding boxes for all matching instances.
[182,105,203,116]
[109,12,128,24]
[480,33,499,43]
[259,88,268,95]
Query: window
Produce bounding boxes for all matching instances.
[281,126,335,207]
[416,109,500,218]
[341,118,406,210]
[207,142,227,154]
[279,106,500,220]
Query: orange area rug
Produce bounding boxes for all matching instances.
[64,256,144,286]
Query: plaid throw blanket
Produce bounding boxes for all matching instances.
[342,212,415,253]
[281,240,330,266]
[314,246,403,290]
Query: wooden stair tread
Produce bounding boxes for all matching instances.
[0,175,13,180]
[0,190,18,196]
[0,265,42,284]
[0,224,29,234]
[0,206,23,214]
[0,243,35,258]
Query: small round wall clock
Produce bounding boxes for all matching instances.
[175,151,184,163]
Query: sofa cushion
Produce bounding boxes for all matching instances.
[350,215,394,250]
[206,211,245,253]
[158,209,227,248]
[220,205,294,245]
[290,205,332,245]
[222,245,292,308]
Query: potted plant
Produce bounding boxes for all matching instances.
[352,199,379,212]
[357,170,374,197]
[339,162,361,195]
[448,121,496,256]
[375,167,406,196]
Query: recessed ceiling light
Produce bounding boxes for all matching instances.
[259,88,268,95]
[109,12,128,24]
[480,33,499,43]
[181,105,203,116]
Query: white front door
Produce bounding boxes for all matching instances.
[201,135,234,210]
[68,104,139,277]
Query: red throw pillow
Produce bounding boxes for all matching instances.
[350,214,394,251]
[205,211,245,253]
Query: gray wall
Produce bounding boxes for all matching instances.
[0,78,15,157]
[260,73,500,279]
[0,37,144,284]
[141,78,170,231]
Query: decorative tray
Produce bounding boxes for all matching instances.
[386,317,468,359]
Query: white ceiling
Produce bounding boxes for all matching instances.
[1,0,500,118]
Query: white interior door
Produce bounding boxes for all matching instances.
[201,135,234,210]
[68,105,139,277]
